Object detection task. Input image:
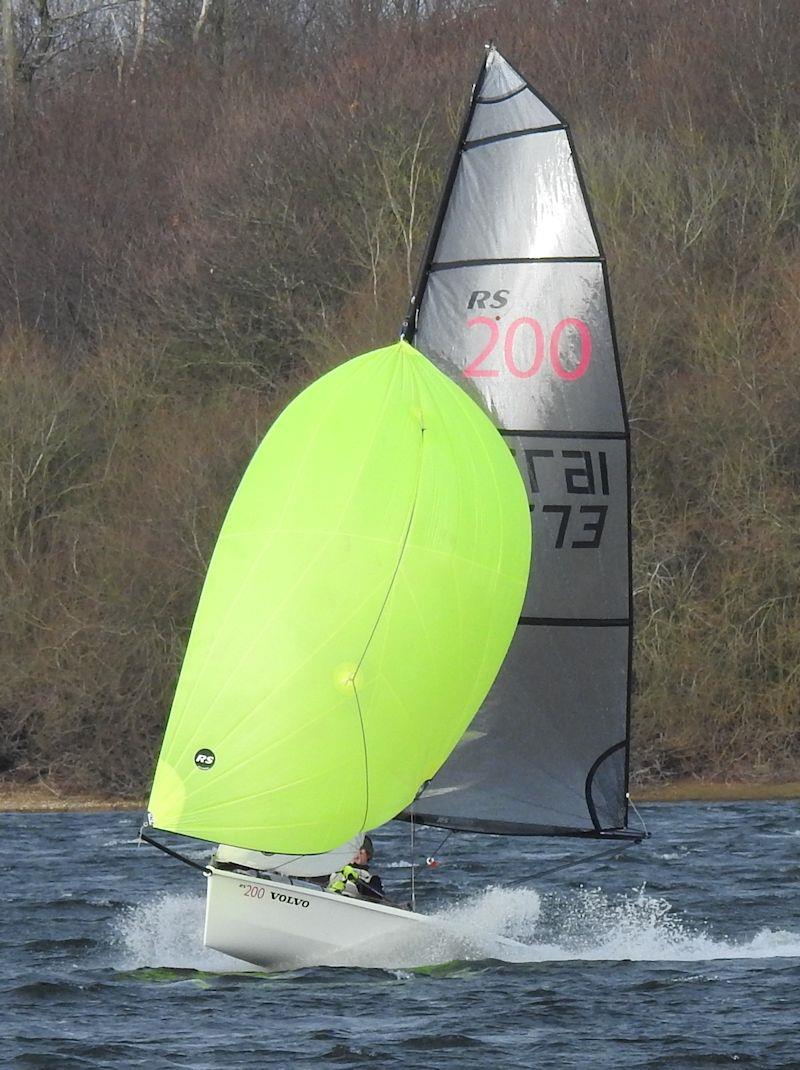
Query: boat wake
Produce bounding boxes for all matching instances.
[115,894,256,973]
[114,886,800,974]
[431,885,800,965]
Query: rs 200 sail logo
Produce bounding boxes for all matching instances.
[464,292,592,381]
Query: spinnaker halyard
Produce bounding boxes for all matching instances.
[402,46,636,840]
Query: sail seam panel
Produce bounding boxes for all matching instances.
[430,256,603,270]
[500,429,628,440]
[464,124,565,148]
[518,616,630,627]
[476,84,527,104]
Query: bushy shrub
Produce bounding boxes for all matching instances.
[1,0,799,790]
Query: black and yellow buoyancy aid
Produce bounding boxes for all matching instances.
[327,864,383,900]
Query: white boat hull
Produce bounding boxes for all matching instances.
[204,866,452,970]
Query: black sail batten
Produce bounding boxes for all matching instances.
[499,429,627,440]
[400,46,634,839]
[518,616,630,628]
[431,257,604,271]
[477,83,528,105]
[463,123,566,148]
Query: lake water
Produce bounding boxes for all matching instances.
[4,801,799,1068]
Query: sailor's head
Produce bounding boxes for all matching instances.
[353,834,374,867]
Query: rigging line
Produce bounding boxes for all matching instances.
[506,838,642,887]
[139,829,211,875]
[628,796,649,839]
[429,828,455,860]
[410,809,417,912]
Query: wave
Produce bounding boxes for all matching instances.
[458,885,800,964]
[115,894,257,973]
[113,885,800,974]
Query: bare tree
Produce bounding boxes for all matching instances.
[207,0,225,73]
[18,0,55,85]
[130,0,148,75]
[192,0,226,76]
[192,0,211,42]
[1,0,18,122]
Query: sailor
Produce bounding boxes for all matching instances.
[326,835,384,902]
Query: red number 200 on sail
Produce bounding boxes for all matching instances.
[464,316,592,381]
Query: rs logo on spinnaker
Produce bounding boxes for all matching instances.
[194,748,216,769]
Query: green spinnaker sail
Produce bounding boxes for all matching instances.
[148,340,531,853]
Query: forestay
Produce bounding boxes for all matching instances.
[403,48,634,838]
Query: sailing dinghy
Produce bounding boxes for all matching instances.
[142,45,642,971]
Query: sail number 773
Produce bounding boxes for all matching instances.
[510,447,612,550]
[464,316,592,381]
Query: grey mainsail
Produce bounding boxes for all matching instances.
[402,47,634,838]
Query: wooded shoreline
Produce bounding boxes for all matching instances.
[1,2,799,793]
[3,779,799,814]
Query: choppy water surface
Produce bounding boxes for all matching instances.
[4,801,800,1068]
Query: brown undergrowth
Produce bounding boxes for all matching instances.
[1,1,799,791]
